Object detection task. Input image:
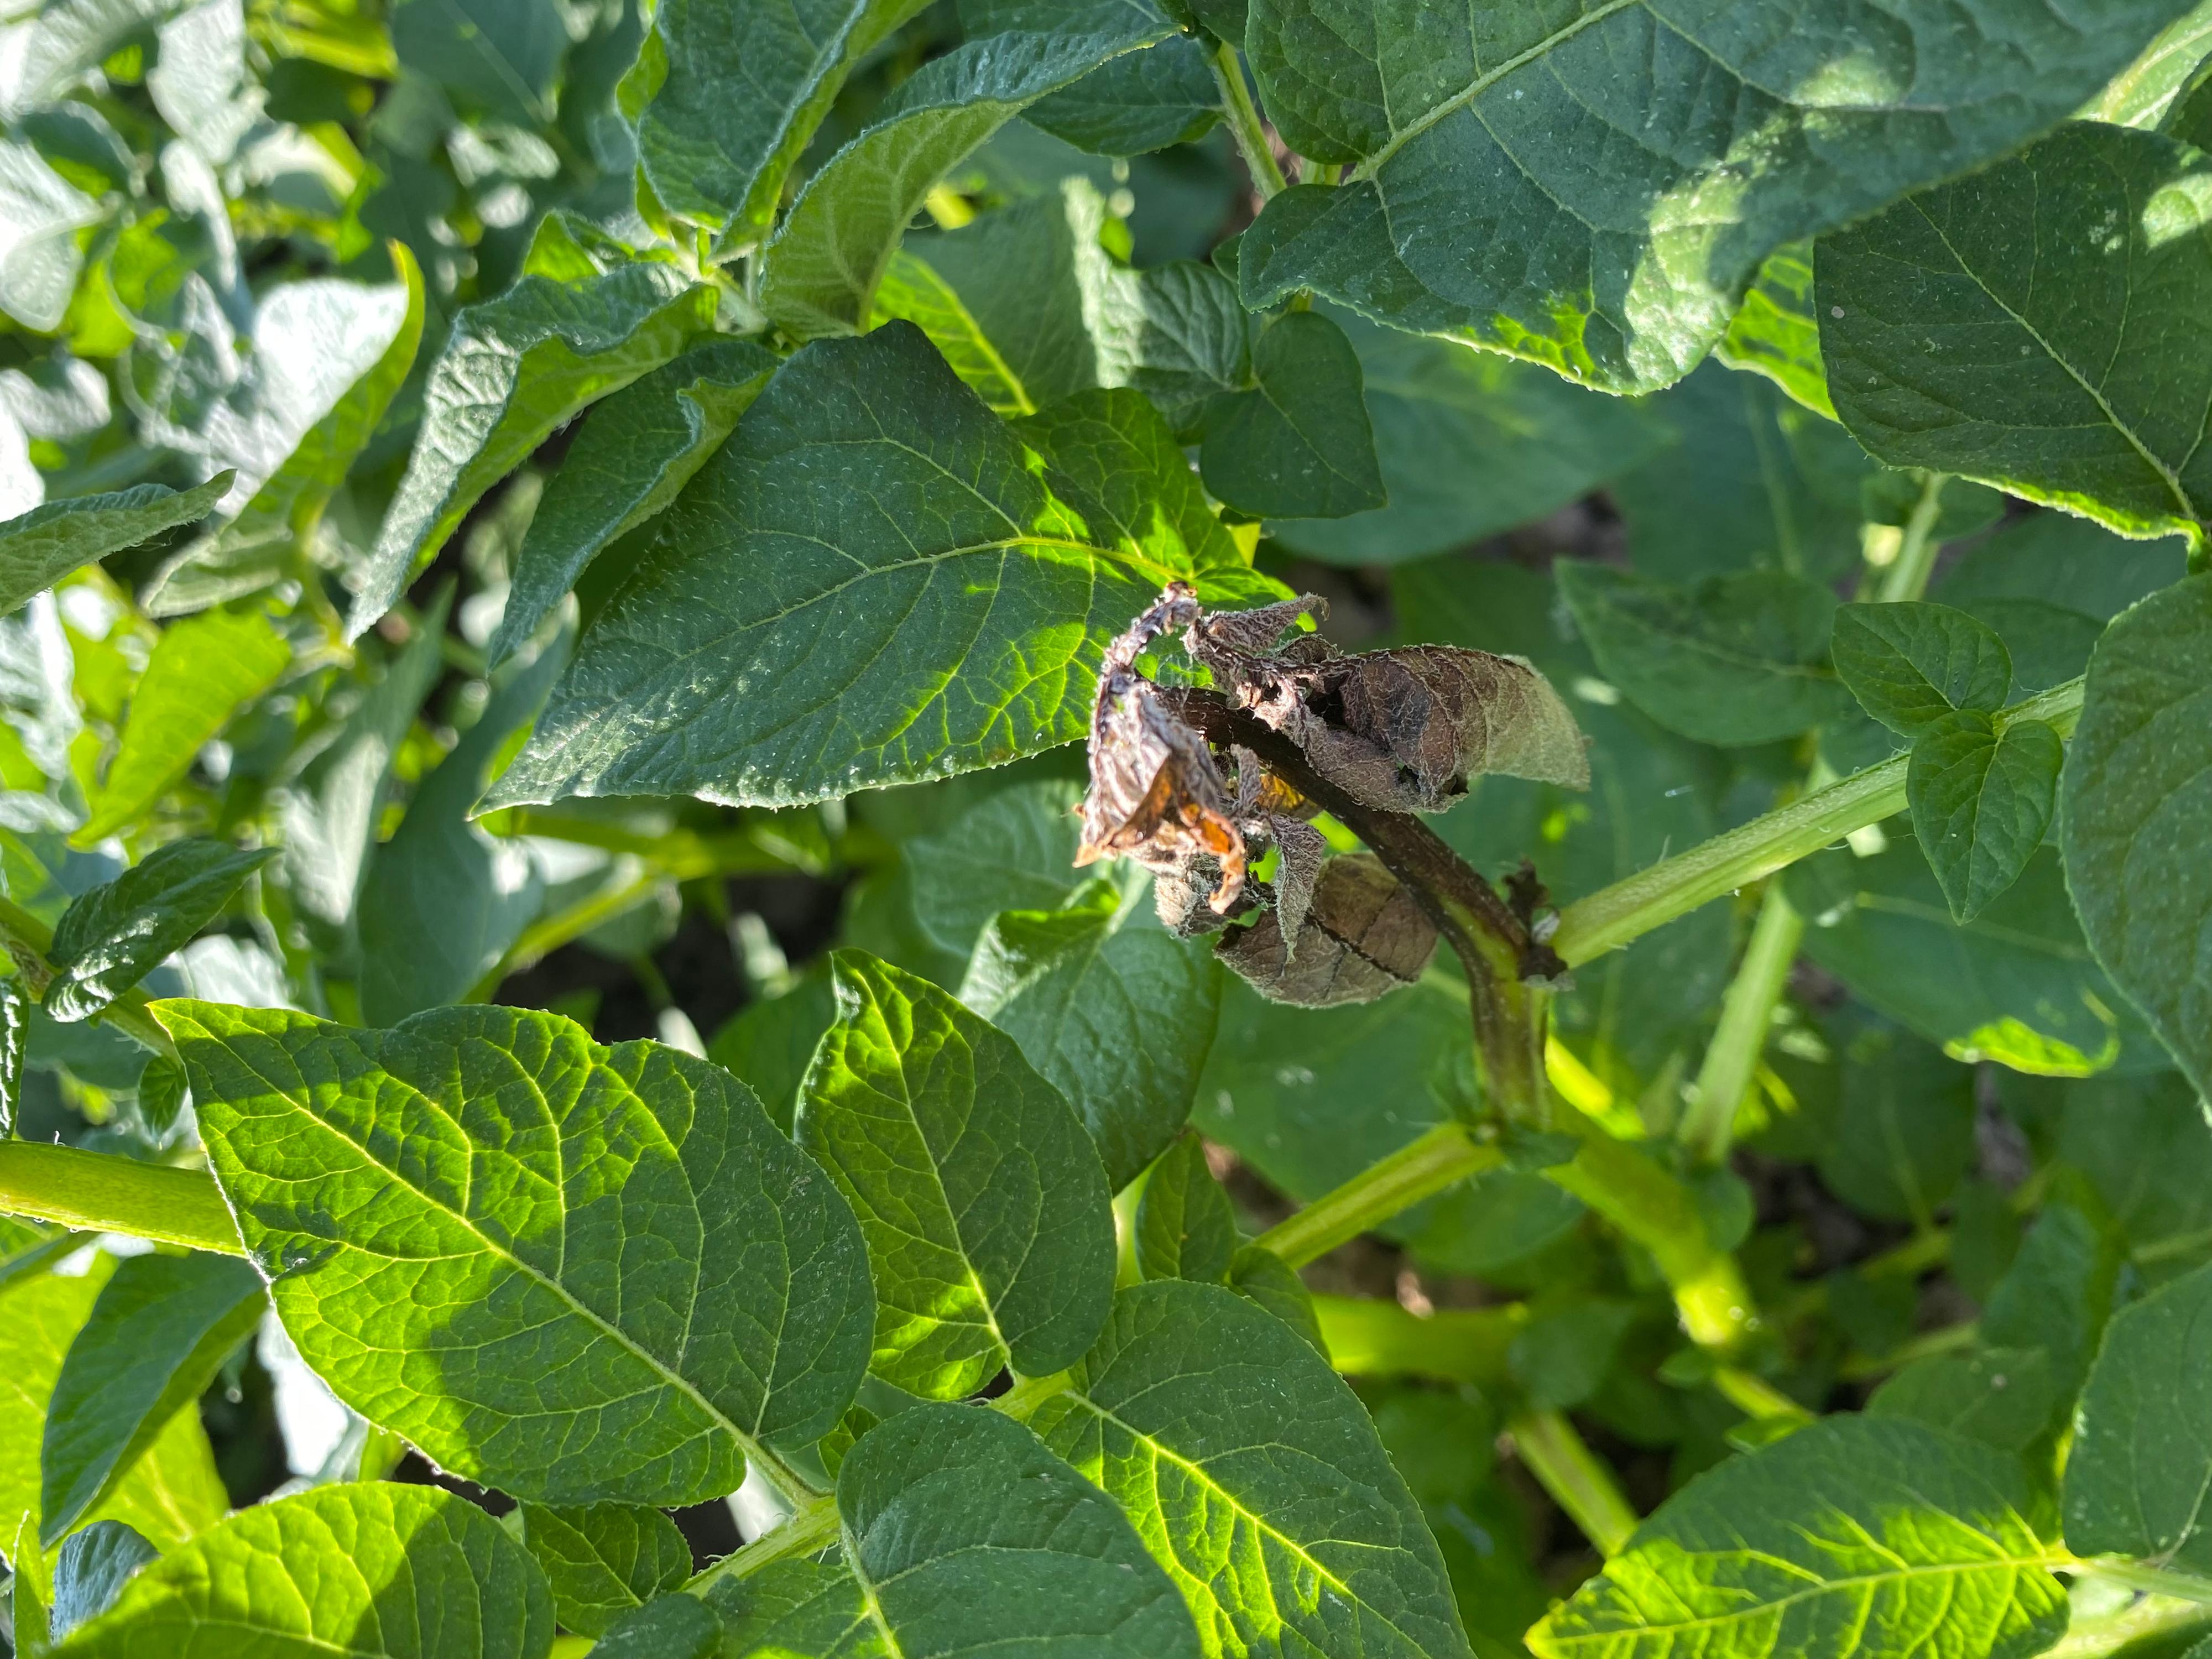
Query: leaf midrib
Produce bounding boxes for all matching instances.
[211,1036,775,1477]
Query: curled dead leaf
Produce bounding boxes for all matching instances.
[1216,853,1438,1006]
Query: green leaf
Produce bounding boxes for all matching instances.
[39,1253,263,1548]
[636,0,932,248]
[0,476,231,618]
[392,0,567,122]
[1867,1348,2061,1457]
[1714,242,1834,419]
[874,178,1128,418]
[1032,1279,1474,1659]
[1119,260,1250,436]
[1238,0,2186,394]
[176,252,425,617]
[1980,1202,2119,1404]
[1908,713,2063,924]
[1832,602,2013,738]
[488,338,778,667]
[354,638,566,1022]
[44,840,276,1021]
[718,1401,1202,1658]
[76,607,290,846]
[1527,1416,2066,1659]
[1556,564,1853,747]
[1937,512,2189,627]
[274,588,451,935]
[2053,1070,2212,1280]
[758,2,1178,342]
[47,1522,156,1645]
[348,267,716,638]
[2064,1256,2212,1571]
[157,1000,875,1506]
[1023,36,1220,156]
[797,951,1115,1398]
[0,1256,228,1588]
[1820,122,2212,547]
[707,969,837,1136]
[905,779,1086,959]
[591,1593,722,1659]
[1790,840,2164,1078]
[961,874,1223,1190]
[1012,387,1284,609]
[0,140,100,333]
[50,1483,554,1658]
[2084,2,2212,127]
[1197,309,1383,520]
[2063,572,2212,1100]
[487,324,1201,811]
[512,1502,691,1640]
[1610,362,1870,584]
[1268,306,1666,566]
[1814,1032,1975,1228]
[1136,1130,1237,1284]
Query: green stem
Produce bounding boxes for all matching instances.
[0,1141,242,1254]
[1250,1124,1504,1269]
[1874,472,1949,603]
[1552,676,2085,964]
[1313,1294,1521,1387]
[1712,1366,1811,1423]
[1678,882,1802,1164]
[1209,42,1287,199]
[2042,1593,2212,1659]
[0,894,176,1062]
[467,873,666,1000]
[1507,1410,1639,1557]
[2068,1558,2212,1608]
[686,1493,839,1594]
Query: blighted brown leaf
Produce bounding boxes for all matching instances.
[1186,601,1589,812]
[1078,582,1248,911]
[1217,853,1438,1005]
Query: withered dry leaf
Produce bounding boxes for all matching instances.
[1186,602,1590,812]
[1077,582,1248,911]
[1217,853,1438,1006]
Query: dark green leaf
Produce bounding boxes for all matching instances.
[1908,712,2063,923]
[45,841,275,1022]
[158,1000,875,1506]
[349,267,716,637]
[1789,839,2166,1078]
[1948,601,2101,697]
[961,875,1223,1190]
[46,1522,155,1645]
[1832,602,2013,737]
[1024,36,1220,155]
[1269,306,1666,566]
[2065,1257,2212,1571]
[489,338,777,667]
[637,0,931,247]
[1868,1348,2060,1457]
[1714,242,1833,419]
[513,1503,692,1640]
[1225,1241,1323,1350]
[487,325,1203,811]
[1509,1300,1636,1412]
[873,179,1125,418]
[1936,512,2189,624]
[2063,571,2212,1099]
[1611,363,1872,585]
[1119,259,1250,436]
[76,608,291,845]
[1136,1130,1238,1284]
[50,1483,552,1657]
[1238,0,2178,393]
[905,779,1085,959]
[0,476,230,618]
[1557,564,1851,747]
[1197,309,1383,520]
[1980,1203,2119,1405]
[392,0,567,122]
[354,637,566,1023]
[1814,1032,1974,1227]
[592,1592,721,1659]
[1032,1279,1474,1659]
[2056,1070,2212,1280]
[799,952,1115,1397]
[721,1401,1202,1658]
[1527,1417,2066,1659]
[707,969,837,1136]
[1822,122,2212,546]
[759,3,1178,342]
[40,1252,263,1547]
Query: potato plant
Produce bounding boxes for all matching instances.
[2,0,2212,1656]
